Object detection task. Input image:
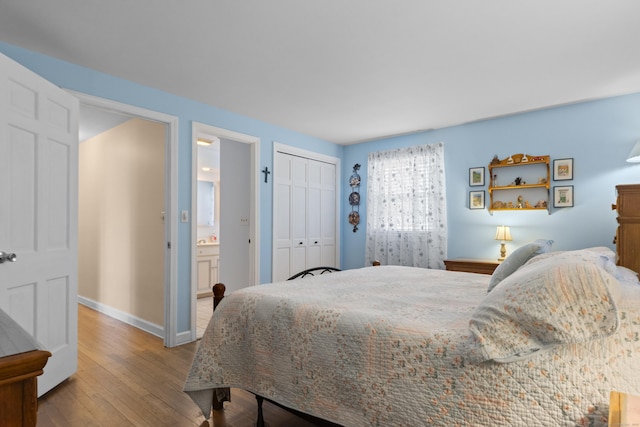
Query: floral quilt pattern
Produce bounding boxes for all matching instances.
[184,266,640,426]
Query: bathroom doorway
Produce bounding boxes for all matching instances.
[191,122,259,339]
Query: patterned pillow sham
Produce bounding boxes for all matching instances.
[523,246,637,282]
[616,266,640,284]
[469,255,620,363]
[487,239,554,293]
[523,246,615,266]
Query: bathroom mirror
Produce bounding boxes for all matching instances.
[197,180,215,226]
[196,140,220,238]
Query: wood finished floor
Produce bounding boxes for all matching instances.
[197,296,214,339]
[36,304,327,427]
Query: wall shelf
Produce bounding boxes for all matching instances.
[488,153,550,213]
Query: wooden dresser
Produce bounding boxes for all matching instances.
[443,259,501,275]
[613,184,640,274]
[0,309,50,427]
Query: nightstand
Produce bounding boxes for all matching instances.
[443,259,501,275]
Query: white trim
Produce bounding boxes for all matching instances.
[67,90,180,347]
[272,142,341,281]
[175,330,194,346]
[190,122,260,342]
[274,142,341,166]
[78,296,164,338]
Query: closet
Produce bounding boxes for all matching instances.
[273,150,338,282]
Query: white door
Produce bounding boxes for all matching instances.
[291,156,308,275]
[274,152,293,282]
[317,161,337,266]
[218,138,251,293]
[273,150,338,282]
[0,52,79,396]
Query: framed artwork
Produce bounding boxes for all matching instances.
[553,158,574,181]
[469,167,485,186]
[553,185,574,208]
[469,191,485,209]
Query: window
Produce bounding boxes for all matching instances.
[365,142,447,268]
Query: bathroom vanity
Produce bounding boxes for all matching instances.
[197,243,220,297]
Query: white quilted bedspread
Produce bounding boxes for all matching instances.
[184,265,640,426]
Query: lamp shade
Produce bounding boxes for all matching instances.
[494,225,512,241]
[627,140,640,163]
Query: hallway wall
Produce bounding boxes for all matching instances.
[79,118,165,326]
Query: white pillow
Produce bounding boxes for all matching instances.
[614,266,640,284]
[469,255,620,363]
[487,239,554,293]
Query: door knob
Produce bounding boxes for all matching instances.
[0,251,17,263]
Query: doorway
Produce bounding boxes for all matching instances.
[191,122,259,340]
[72,91,180,347]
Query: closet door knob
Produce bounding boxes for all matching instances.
[0,251,17,263]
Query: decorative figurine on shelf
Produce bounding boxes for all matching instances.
[516,195,524,208]
[491,155,500,165]
[534,200,547,209]
[514,177,522,186]
[348,163,361,232]
[492,174,498,187]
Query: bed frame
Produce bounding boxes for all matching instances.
[210,266,343,427]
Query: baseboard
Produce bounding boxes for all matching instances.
[175,330,194,346]
[78,296,164,339]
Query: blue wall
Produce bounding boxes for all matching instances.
[0,43,343,333]
[4,42,640,332]
[341,94,640,269]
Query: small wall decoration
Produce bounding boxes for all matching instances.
[469,190,485,210]
[553,158,574,181]
[261,166,271,183]
[469,167,485,186]
[554,185,574,208]
[348,163,361,232]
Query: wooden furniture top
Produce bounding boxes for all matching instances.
[0,307,50,384]
[0,308,50,427]
[444,258,501,275]
[0,309,44,358]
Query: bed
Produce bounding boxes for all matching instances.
[184,243,640,426]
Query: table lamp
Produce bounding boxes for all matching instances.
[627,140,640,163]
[495,225,512,260]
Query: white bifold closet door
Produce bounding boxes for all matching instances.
[273,151,337,282]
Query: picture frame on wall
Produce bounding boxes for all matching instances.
[553,185,574,208]
[469,191,485,209]
[553,158,574,181]
[469,167,485,186]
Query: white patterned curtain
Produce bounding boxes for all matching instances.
[365,142,447,269]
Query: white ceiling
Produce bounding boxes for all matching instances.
[79,104,131,142]
[2,1,640,145]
